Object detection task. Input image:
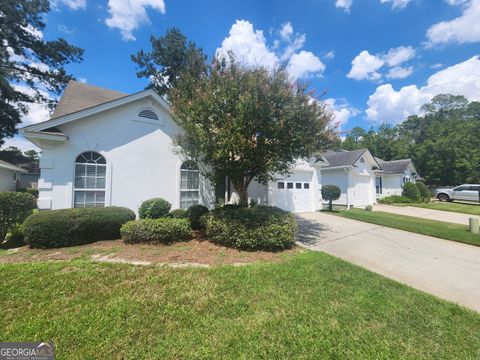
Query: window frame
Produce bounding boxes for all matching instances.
[180,161,200,209]
[376,177,383,195]
[73,151,107,208]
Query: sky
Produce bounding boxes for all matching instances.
[5,0,480,151]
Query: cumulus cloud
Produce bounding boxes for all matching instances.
[335,0,353,12]
[366,55,480,124]
[336,0,412,12]
[216,20,325,80]
[105,0,166,41]
[325,98,359,129]
[426,0,480,46]
[347,46,415,81]
[51,0,86,10]
[324,51,335,60]
[380,0,412,9]
[2,136,40,152]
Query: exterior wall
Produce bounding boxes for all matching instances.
[321,168,349,206]
[349,158,376,206]
[376,167,417,199]
[0,167,17,192]
[228,179,269,206]
[19,173,40,189]
[37,97,215,214]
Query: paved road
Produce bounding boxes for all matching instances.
[297,212,480,312]
[373,204,477,225]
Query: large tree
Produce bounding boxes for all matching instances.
[131,28,207,97]
[170,57,335,204]
[0,0,83,145]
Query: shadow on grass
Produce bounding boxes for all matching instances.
[295,215,330,246]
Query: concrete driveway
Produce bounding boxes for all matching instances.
[373,204,477,225]
[297,212,480,312]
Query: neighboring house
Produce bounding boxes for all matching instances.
[0,160,27,192]
[374,158,420,199]
[21,81,420,214]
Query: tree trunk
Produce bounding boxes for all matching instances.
[232,178,250,207]
[329,200,333,212]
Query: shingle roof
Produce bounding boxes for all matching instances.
[52,80,128,119]
[376,159,412,175]
[0,160,28,173]
[321,149,369,168]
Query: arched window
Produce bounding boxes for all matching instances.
[138,108,159,120]
[180,161,199,209]
[74,151,106,208]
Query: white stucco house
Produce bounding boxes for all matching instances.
[0,160,27,192]
[20,81,420,214]
[374,158,419,199]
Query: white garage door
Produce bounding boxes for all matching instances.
[271,180,313,213]
[353,176,372,207]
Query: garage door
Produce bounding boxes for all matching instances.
[271,180,313,213]
[353,176,372,207]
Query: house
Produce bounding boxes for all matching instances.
[21,81,419,214]
[374,158,420,199]
[0,160,27,191]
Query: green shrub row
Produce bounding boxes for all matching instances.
[203,206,297,251]
[185,204,209,230]
[121,218,191,244]
[378,195,414,204]
[0,192,36,241]
[23,207,135,248]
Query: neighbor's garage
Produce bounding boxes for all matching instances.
[269,171,314,213]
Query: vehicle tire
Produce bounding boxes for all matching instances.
[437,193,450,202]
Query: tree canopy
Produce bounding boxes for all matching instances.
[0,0,84,145]
[342,95,480,185]
[170,56,335,204]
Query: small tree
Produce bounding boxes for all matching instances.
[170,56,335,205]
[415,182,431,202]
[321,185,341,211]
[403,182,420,201]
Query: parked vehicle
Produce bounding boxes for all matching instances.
[435,184,480,202]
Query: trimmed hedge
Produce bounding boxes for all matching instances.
[203,206,296,251]
[23,207,135,248]
[403,182,420,201]
[0,192,36,241]
[415,182,431,201]
[139,198,171,219]
[121,218,191,244]
[186,204,209,230]
[167,209,187,218]
[378,195,414,204]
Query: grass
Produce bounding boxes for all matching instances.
[336,209,480,247]
[1,253,480,359]
[393,201,480,216]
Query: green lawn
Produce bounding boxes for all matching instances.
[394,201,480,216]
[336,209,480,247]
[1,253,480,359]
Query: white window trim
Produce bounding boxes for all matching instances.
[179,164,200,209]
[72,152,108,208]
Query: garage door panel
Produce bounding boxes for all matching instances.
[353,176,372,207]
[271,180,313,213]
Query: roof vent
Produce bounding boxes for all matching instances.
[138,108,159,120]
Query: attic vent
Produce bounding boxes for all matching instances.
[138,108,159,120]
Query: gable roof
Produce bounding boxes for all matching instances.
[52,80,128,119]
[375,158,414,175]
[321,149,370,168]
[0,160,27,173]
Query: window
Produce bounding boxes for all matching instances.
[74,151,106,208]
[402,177,411,184]
[277,182,285,189]
[138,108,159,120]
[303,183,310,189]
[295,183,302,189]
[359,157,365,163]
[454,186,466,191]
[180,161,199,209]
[376,177,383,194]
[287,182,293,189]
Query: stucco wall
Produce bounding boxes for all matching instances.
[37,97,215,213]
[321,168,349,205]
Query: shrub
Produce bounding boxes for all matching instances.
[203,206,296,251]
[186,204,209,230]
[138,198,171,219]
[321,185,341,211]
[365,205,373,211]
[378,195,414,204]
[0,192,36,241]
[415,182,431,201]
[167,209,187,218]
[18,188,39,198]
[121,218,191,244]
[2,224,25,249]
[402,182,420,201]
[23,206,135,248]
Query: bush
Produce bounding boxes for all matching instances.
[402,182,420,201]
[365,205,373,211]
[186,204,209,230]
[23,206,135,248]
[167,209,187,218]
[415,182,431,201]
[378,195,414,204]
[138,198,171,219]
[18,188,39,198]
[0,192,36,241]
[321,185,341,211]
[203,206,296,251]
[121,218,191,244]
[2,224,25,249]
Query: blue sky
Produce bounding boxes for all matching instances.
[6,0,480,150]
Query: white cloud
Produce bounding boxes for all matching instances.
[336,0,353,12]
[216,20,325,80]
[2,136,40,152]
[77,77,87,83]
[324,51,335,60]
[347,50,384,80]
[384,46,415,66]
[105,0,166,41]
[430,63,444,69]
[445,0,469,5]
[380,0,412,9]
[386,66,413,79]
[426,0,480,46]
[12,85,52,127]
[366,55,480,124]
[52,0,86,10]
[325,98,359,129]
